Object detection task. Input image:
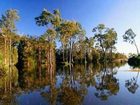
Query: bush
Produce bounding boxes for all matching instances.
[128,55,140,67]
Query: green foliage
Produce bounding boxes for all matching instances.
[57,21,81,45]
[123,29,136,44]
[0,9,19,32]
[0,8,127,73]
[128,55,140,68]
[35,9,61,28]
[93,24,117,52]
[123,29,139,54]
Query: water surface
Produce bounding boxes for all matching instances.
[0,63,140,105]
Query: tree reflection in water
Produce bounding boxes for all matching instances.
[57,64,89,105]
[40,64,58,105]
[39,64,87,105]
[0,61,129,104]
[125,69,139,94]
[0,66,18,105]
[94,63,119,101]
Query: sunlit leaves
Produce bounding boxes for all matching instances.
[57,21,80,44]
[0,9,19,32]
[35,8,61,28]
[93,24,117,53]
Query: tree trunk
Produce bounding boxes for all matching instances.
[62,44,65,62]
[4,78,7,93]
[9,37,11,68]
[46,48,48,68]
[50,45,52,68]
[134,39,139,55]
[9,37,12,93]
[38,46,42,80]
[110,46,113,62]
[4,37,7,65]
[71,42,74,63]
[69,38,72,64]
[66,45,68,62]
[84,46,87,64]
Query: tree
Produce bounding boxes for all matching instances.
[35,9,61,67]
[56,21,83,64]
[123,29,139,55]
[43,29,56,67]
[0,9,19,31]
[84,37,94,62]
[0,9,19,66]
[93,24,117,61]
[35,9,61,28]
[104,28,117,61]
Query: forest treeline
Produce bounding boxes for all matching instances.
[0,9,127,72]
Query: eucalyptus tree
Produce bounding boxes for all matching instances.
[70,23,85,63]
[0,9,19,93]
[83,37,95,62]
[56,21,83,64]
[0,28,7,65]
[42,29,56,67]
[35,9,61,28]
[0,9,19,31]
[92,24,117,61]
[56,21,76,62]
[72,36,95,63]
[92,24,106,52]
[72,40,85,63]
[123,29,139,55]
[35,9,61,66]
[0,9,19,66]
[104,28,117,60]
[76,37,89,63]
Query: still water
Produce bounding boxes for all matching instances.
[0,63,140,105]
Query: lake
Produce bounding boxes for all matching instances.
[0,63,140,105]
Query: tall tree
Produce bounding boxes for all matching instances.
[104,28,117,60]
[93,24,117,61]
[56,21,82,64]
[35,9,61,67]
[123,29,139,55]
[35,8,61,28]
[0,9,19,66]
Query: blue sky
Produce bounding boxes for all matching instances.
[0,0,140,55]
